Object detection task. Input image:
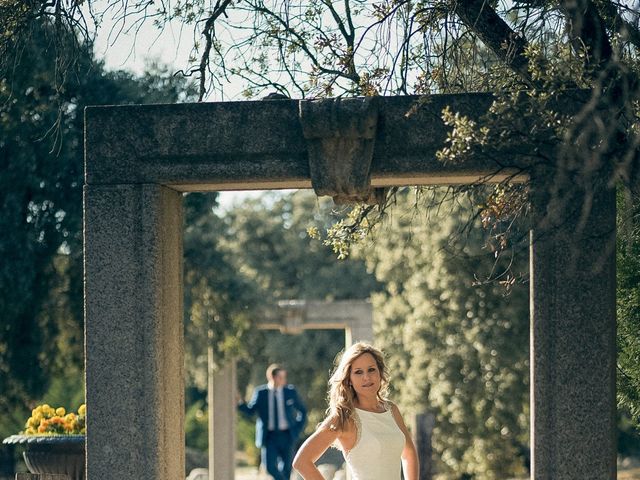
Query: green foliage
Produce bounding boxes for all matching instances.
[239,329,347,434]
[0,22,84,421]
[361,188,530,479]
[617,188,640,426]
[183,192,259,389]
[0,16,196,438]
[436,106,490,165]
[222,192,380,302]
[38,365,85,416]
[223,191,380,430]
[185,400,209,452]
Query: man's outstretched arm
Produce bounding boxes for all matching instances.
[237,388,259,417]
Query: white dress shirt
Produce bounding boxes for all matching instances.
[267,386,289,431]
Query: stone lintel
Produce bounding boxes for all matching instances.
[258,321,352,332]
[257,300,372,335]
[85,94,528,190]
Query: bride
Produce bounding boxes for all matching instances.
[292,342,419,480]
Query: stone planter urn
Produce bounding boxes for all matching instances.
[3,435,85,480]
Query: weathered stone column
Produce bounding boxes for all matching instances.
[412,412,435,480]
[530,172,616,479]
[208,355,236,480]
[344,304,374,345]
[84,184,184,480]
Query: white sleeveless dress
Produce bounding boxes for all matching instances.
[344,407,405,479]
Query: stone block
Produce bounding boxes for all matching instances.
[84,95,523,191]
[84,184,184,480]
[209,360,236,480]
[530,171,616,479]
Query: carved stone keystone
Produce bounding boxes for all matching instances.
[299,97,382,204]
[275,300,306,334]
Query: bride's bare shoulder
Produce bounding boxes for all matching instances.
[319,414,346,432]
[319,414,357,454]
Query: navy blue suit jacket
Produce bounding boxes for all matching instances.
[238,384,307,448]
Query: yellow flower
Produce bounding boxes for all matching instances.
[22,402,86,436]
[40,404,55,418]
[37,421,48,433]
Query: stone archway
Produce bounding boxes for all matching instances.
[84,94,616,479]
[208,300,373,480]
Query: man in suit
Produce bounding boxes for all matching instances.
[238,364,307,480]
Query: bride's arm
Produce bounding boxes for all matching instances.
[390,403,420,480]
[292,419,340,480]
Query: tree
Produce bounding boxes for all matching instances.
[222,191,380,425]
[617,188,640,426]
[4,0,640,443]
[0,16,197,436]
[362,188,530,478]
[183,191,260,390]
[223,192,379,301]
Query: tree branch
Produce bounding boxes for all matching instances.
[319,0,358,81]
[559,0,613,72]
[321,0,352,45]
[593,0,640,54]
[452,0,537,88]
[253,4,360,84]
[198,0,233,101]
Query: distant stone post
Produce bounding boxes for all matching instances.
[207,352,236,480]
[412,412,435,480]
[260,300,374,345]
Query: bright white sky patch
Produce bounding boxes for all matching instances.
[89,1,194,76]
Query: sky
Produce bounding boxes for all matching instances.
[89,2,273,208]
[91,3,194,76]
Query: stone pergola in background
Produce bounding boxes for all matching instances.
[259,300,373,342]
[208,299,373,480]
[84,94,616,480]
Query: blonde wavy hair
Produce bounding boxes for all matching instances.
[326,342,390,432]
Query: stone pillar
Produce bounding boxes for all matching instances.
[208,356,236,480]
[412,412,434,480]
[84,184,184,480]
[345,303,373,345]
[529,173,616,479]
